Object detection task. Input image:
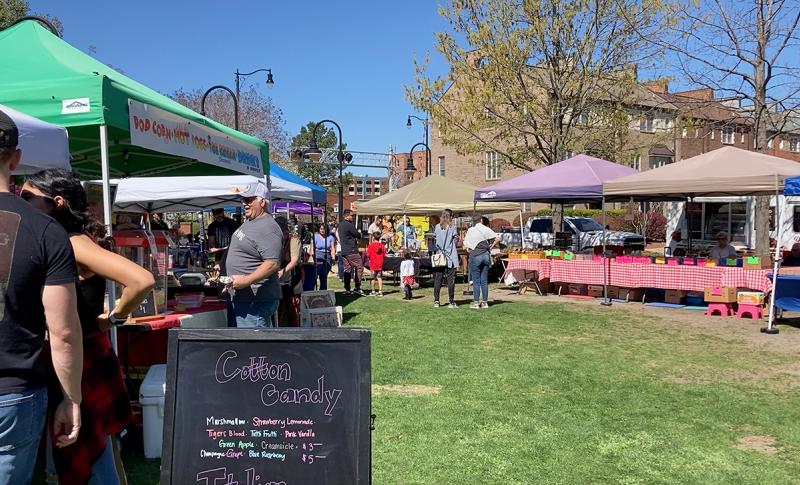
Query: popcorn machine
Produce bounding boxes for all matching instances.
[113,229,170,317]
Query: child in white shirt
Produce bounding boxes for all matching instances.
[399,251,416,300]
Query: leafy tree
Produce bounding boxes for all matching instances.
[0,0,62,34]
[646,0,800,255]
[407,0,672,170]
[171,85,289,166]
[289,122,353,189]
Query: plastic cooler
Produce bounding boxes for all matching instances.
[139,364,167,459]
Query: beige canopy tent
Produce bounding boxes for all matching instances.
[603,146,800,200]
[603,145,800,334]
[357,175,519,215]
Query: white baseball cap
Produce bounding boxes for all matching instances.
[238,182,268,199]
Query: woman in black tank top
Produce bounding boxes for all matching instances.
[23,169,155,485]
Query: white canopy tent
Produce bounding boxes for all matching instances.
[1,103,70,175]
[112,174,321,213]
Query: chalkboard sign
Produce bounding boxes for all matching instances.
[160,328,372,485]
[131,289,156,318]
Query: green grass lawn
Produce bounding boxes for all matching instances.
[37,281,800,484]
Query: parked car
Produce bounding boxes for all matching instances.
[526,216,645,252]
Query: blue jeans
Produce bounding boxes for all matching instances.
[46,434,119,485]
[230,299,280,328]
[0,387,47,485]
[316,260,331,290]
[469,252,491,303]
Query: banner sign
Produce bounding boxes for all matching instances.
[128,99,264,177]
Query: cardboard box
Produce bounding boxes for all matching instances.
[737,291,765,305]
[587,285,605,298]
[664,289,685,305]
[568,283,588,296]
[743,256,764,270]
[704,286,737,303]
[606,286,619,299]
[618,287,644,302]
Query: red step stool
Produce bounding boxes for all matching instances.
[736,303,763,320]
[706,302,734,317]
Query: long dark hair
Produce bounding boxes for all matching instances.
[26,169,105,240]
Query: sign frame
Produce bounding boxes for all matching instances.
[160,328,372,484]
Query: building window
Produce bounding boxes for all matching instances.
[632,154,641,171]
[485,151,501,180]
[768,138,773,149]
[682,128,688,138]
[722,127,734,144]
[559,150,573,161]
[575,111,589,126]
[640,112,654,132]
[438,156,446,176]
[741,131,745,144]
[711,128,715,140]
[695,128,700,138]
[789,137,800,153]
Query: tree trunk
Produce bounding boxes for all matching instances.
[752,0,770,258]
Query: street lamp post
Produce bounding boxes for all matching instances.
[235,68,274,105]
[200,85,239,130]
[200,68,274,131]
[406,142,431,181]
[302,120,352,221]
[406,114,430,176]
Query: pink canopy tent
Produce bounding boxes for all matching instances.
[475,154,637,203]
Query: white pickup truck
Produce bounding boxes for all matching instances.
[525,216,645,252]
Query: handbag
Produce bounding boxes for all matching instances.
[430,226,454,268]
[431,252,448,268]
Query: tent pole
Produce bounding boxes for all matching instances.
[764,177,781,334]
[519,205,525,249]
[198,210,206,268]
[601,196,611,306]
[100,125,118,351]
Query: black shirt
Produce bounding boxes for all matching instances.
[207,217,239,250]
[338,220,361,255]
[0,193,77,393]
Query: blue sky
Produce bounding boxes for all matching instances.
[30,0,450,174]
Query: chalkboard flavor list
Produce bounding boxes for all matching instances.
[161,329,371,485]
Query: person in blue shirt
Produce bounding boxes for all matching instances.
[396,215,417,249]
[312,224,337,290]
[433,209,459,308]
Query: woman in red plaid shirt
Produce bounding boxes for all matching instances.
[23,170,155,485]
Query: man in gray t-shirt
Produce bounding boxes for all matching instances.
[224,182,283,327]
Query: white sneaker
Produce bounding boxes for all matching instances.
[377,291,384,297]
[480,302,489,309]
[448,302,458,308]
[470,302,481,309]
[433,301,441,308]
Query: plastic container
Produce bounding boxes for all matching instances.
[175,292,204,309]
[139,364,167,459]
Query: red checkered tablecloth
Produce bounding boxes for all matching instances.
[505,259,552,280]
[550,260,608,285]
[609,263,772,293]
[720,268,772,293]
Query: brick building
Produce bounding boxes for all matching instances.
[326,176,389,214]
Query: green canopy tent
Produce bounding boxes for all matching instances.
[0,20,270,229]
